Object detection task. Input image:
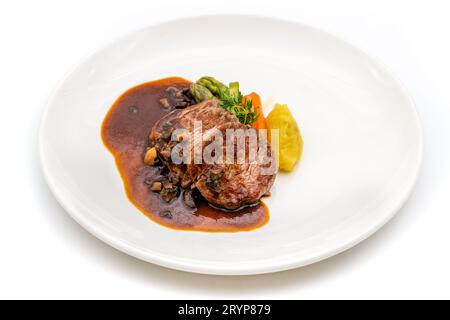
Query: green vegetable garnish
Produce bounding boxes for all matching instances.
[190,76,258,125]
[190,83,213,103]
[196,76,227,95]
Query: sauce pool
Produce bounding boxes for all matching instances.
[101,77,269,232]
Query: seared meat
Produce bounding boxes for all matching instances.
[149,99,276,210]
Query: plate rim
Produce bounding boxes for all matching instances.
[39,14,423,275]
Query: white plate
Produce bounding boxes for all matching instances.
[39,15,422,275]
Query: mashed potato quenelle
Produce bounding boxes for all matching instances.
[266,104,303,172]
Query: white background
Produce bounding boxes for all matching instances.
[1,0,449,299]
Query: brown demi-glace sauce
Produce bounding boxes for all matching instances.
[101,77,269,232]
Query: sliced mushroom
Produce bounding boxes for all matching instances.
[183,190,197,209]
[144,147,157,165]
[159,210,173,219]
[160,180,179,203]
[161,123,174,140]
[159,98,170,108]
[165,86,179,98]
[150,181,162,191]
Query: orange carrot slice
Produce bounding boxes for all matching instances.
[243,92,268,130]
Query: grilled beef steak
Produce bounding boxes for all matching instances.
[149,99,276,210]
